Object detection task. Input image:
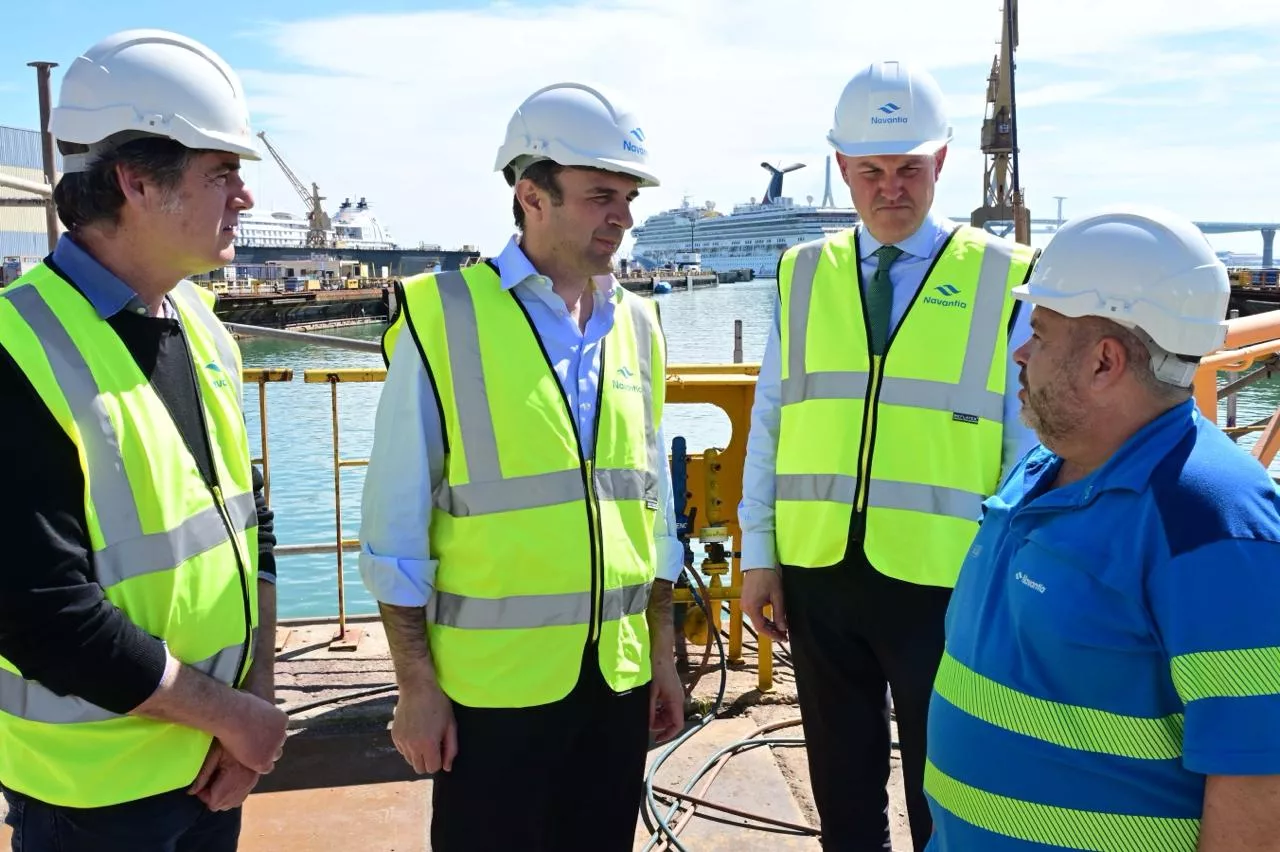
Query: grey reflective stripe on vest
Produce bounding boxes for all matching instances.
[625,295,662,507]
[431,273,659,517]
[780,234,1016,422]
[0,637,249,724]
[776,473,858,503]
[776,234,1016,520]
[1,285,254,587]
[781,240,826,407]
[424,277,660,632]
[172,281,243,403]
[776,474,981,522]
[97,490,258,589]
[427,582,651,630]
[436,271,501,483]
[867,480,984,522]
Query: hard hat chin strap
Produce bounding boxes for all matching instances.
[506,155,549,185]
[1131,326,1199,388]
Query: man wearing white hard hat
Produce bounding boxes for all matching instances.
[361,81,685,850]
[0,30,285,851]
[739,60,1040,849]
[924,205,1280,850]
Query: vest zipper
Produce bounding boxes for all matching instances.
[584,348,607,645]
[853,357,883,516]
[849,228,959,545]
[177,314,254,687]
[511,296,607,651]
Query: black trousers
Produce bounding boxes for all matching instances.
[430,653,651,852]
[3,787,240,852]
[782,553,952,852]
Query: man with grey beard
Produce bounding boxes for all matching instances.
[924,205,1280,851]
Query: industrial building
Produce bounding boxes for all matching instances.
[0,124,58,260]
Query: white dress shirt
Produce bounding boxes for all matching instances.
[358,235,685,606]
[736,212,1039,571]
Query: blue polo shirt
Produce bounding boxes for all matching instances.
[925,399,1280,851]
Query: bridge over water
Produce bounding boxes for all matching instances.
[965,217,1279,267]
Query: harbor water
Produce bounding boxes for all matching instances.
[241,278,779,618]
[239,278,1279,619]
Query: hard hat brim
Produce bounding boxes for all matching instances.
[1010,282,1229,357]
[589,157,660,188]
[826,134,950,158]
[498,152,660,188]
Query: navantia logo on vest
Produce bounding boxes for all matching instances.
[924,283,968,309]
[612,366,643,393]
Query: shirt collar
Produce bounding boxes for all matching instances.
[1021,399,1201,504]
[858,209,955,262]
[51,234,172,319]
[492,234,620,300]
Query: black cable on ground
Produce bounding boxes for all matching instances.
[641,562,730,852]
[274,565,813,847]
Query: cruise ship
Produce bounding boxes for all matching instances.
[629,157,859,278]
[234,196,397,250]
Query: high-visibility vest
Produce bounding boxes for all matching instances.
[0,263,259,807]
[382,263,665,708]
[776,225,1036,587]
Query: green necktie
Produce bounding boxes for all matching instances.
[866,245,903,356]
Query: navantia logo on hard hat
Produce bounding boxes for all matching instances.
[493,83,661,188]
[623,127,647,157]
[827,61,952,157]
[871,101,908,125]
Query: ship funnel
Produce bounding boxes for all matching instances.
[760,161,806,204]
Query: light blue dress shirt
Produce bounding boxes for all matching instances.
[52,234,176,319]
[736,212,1039,571]
[358,235,685,607]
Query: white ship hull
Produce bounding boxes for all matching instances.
[235,196,397,250]
[629,158,858,279]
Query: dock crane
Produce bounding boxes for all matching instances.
[970,0,1030,245]
[256,131,331,249]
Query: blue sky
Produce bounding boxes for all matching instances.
[3,0,1279,258]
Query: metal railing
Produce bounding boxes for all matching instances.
[229,321,775,686]
[237,309,1280,691]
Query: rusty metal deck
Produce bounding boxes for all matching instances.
[0,617,915,850]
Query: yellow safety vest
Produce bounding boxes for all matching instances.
[776,225,1036,587]
[383,263,665,708]
[0,264,259,808]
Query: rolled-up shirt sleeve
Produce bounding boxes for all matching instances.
[358,340,444,607]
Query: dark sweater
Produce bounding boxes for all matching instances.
[0,284,276,714]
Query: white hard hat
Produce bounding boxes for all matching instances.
[1013,205,1230,383]
[494,82,660,188]
[827,61,952,158]
[51,29,259,172]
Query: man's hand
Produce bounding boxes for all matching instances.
[391,680,458,775]
[649,658,685,743]
[217,691,289,775]
[188,740,260,812]
[742,567,788,642]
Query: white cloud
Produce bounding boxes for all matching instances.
[234,0,1280,260]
